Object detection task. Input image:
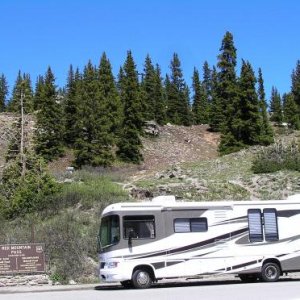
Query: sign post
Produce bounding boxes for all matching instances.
[0,244,45,274]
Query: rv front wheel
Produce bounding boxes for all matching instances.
[132,269,152,289]
[261,262,280,282]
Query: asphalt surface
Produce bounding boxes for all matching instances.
[1,273,300,294]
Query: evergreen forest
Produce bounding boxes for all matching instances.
[1,32,300,165]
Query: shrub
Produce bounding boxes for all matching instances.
[252,139,300,173]
[0,154,61,219]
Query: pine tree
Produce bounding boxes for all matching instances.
[209,66,223,132]
[202,61,212,123]
[234,60,262,146]
[64,65,79,146]
[291,60,300,109]
[217,32,240,153]
[202,61,212,99]
[257,68,274,145]
[166,53,191,125]
[33,75,45,111]
[7,71,33,113]
[192,68,208,124]
[98,53,122,140]
[269,87,283,125]
[283,93,300,129]
[153,64,167,125]
[35,67,64,161]
[74,59,116,167]
[0,74,8,112]
[141,54,156,120]
[117,66,125,96]
[117,51,143,163]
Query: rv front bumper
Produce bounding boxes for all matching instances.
[99,261,131,282]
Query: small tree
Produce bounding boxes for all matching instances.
[269,87,283,125]
[0,153,61,219]
[283,93,300,129]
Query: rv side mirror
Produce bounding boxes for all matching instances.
[128,230,135,246]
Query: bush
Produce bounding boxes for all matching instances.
[49,172,128,212]
[252,139,300,173]
[0,154,61,219]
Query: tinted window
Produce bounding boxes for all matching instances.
[174,218,208,233]
[123,215,155,239]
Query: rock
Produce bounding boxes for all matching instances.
[64,178,74,184]
[143,121,160,136]
[69,279,77,285]
[130,187,153,199]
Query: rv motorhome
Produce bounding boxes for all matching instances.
[98,194,300,288]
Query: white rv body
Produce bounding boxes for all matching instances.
[98,195,300,288]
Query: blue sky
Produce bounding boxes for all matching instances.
[1,0,300,100]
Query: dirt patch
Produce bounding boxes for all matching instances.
[139,124,219,176]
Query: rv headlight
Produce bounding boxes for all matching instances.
[106,262,119,269]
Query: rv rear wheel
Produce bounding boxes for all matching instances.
[261,262,280,282]
[132,269,152,289]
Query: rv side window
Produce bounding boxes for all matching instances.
[263,209,279,241]
[174,218,208,233]
[248,209,263,242]
[123,215,155,239]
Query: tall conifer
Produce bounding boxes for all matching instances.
[166,53,191,125]
[98,53,122,140]
[8,71,33,113]
[291,60,300,109]
[153,65,166,125]
[74,59,116,167]
[235,60,261,146]
[117,51,143,163]
[192,68,208,124]
[217,32,240,153]
[64,64,78,146]
[141,55,156,121]
[35,67,64,161]
[257,68,274,144]
[209,66,223,132]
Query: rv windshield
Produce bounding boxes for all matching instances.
[100,215,120,249]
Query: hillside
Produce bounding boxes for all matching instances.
[1,113,300,284]
[1,113,300,202]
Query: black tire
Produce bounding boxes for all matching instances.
[121,280,133,289]
[132,269,152,289]
[261,262,280,282]
[239,274,258,283]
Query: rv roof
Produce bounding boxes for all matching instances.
[101,194,300,215]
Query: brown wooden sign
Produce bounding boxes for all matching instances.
[0,244,45,274]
